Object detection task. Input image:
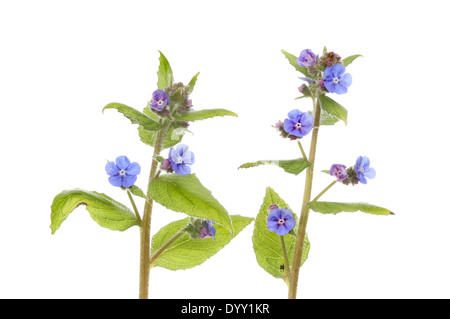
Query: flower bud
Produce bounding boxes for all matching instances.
[185,218,216,240]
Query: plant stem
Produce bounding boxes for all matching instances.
[139,120,171,299]
[280,235,291,282]
[288,93,321,299]
[297,140,307,160]
[311,180,337,203]
[126,189,142,224]
[149,231,186,267]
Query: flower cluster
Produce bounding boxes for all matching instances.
[105,155,141,188]
[149,82,194,118]
[330,156,376,185]
[296,48,352,96]
[185,218,217,240]
[267,205,296,236]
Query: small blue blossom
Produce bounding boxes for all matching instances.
[323,64,352,94]
[150,89,169,111]
[354,156,376,184]
[296,49,318,67]
[105,155,141,188]
[283,109,313,138]
[267,208,296,236]
[200,220,216,240]
[168,144,195,176]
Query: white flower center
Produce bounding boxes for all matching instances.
[332,77,339,84]
[176,156,184,164]
[119,169,126,176]
[157,100,163,105]
[358,167,365,173]
[278,219,285,225]
[295,123,302,129]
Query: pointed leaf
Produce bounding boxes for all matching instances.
[150,215,253,270]
[318,95,348,125]
[281,49,311,77]
[128,185,147,200]
[148,174,233,231]
[253,187,310,280]
[174,109,237,122]
[157,51,173,90]
[342,54,363,67]
[187,72,200,95]
[309,201,393,216]
[103,103,162,131]
[239,158,310,176]
[50,189,139,234]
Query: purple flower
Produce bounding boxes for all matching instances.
[150,89,169,111]
[330,164,348,181]
[323,64,352,94]
[283,109,313,137]
[200,220,216,240]
[267,208,296,236]
[354,156,376,184]
[105,156,141,188]
[168,144,195,176]
[296,49,318,67]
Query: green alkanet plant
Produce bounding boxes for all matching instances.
[49,51,253,299]
[239,47,393,299]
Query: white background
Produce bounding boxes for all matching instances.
[1,0,449,299]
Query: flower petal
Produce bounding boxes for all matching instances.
[364,167,376,179]
[105,161,119,176]
[339,73,352,88]
[115,156,130,170]
[276,225,290,236]
[174,163,191,176]
[267,220,279,232]
[287,109,302,123]
[324,81,336,93]
[331,63,346,78]
[357,173,368,184]
[126,162,141,175]
[122,175,137,188]
[284,216,296,231]
[334,83,348,94]
[108,175,123,187]
[283,119,295,133]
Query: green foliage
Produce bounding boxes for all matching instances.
[342,54,363,67]
[157,51,173,90]
[309,201,393,216]
[150,215,253,270]
[174,109,238,122]
[128,185,147,200]
[253,187,310,280]
[50,189,139,234]
[103,103,162,131]
[148,174,233,231]
[318,95,348,125]
[281,49,311,77]
[239,158,310,176]
[187,72,200,95]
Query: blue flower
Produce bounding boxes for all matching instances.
[297,49,318,67]
[200,220,216,240]
[168,144,195,176]
[323,64,352,94]
[267,208,296,236]
[105,156,141,188]
[354,156,376,184]
[150,89,169,111]
[283,109,313,137]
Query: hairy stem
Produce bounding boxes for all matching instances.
[288,93,321,299]
[149,231,186,267]
[126,189,142,224]
[280,235,291,283]
[139,120,171,299]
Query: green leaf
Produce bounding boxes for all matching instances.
[50,189,139,234]
[187,72,200,95]
[253,187,310,280]
[148,174,233,231]
[138,107,185,149]
[342,54,363,67]
[239,158,310,176]
[174,109,238,122]
[150,215,253,270]
[281,49,311,77]
[103,103,163,131]
[309,201,394,216]
[128,185,147,200]
[157,51,173,90]
[319,95,348,125]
